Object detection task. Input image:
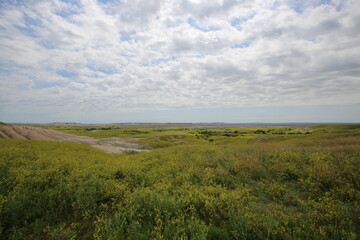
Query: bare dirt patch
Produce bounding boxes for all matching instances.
[0,125,149,154]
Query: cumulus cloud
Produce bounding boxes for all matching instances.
[0,0,359,121]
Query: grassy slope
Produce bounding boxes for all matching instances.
[0,125,359,239]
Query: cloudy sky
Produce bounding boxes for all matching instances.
[0,0,359,123]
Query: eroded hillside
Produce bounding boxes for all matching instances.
[0,125,148,154]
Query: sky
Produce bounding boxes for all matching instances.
[0,0,359,123]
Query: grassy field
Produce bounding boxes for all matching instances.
[1,124,359,239]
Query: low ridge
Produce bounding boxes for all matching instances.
[0,125,148,154]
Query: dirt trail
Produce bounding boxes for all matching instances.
[0,125,149,154]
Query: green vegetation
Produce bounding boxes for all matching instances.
[1,124,360,239]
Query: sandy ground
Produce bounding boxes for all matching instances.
[0,125,149,154]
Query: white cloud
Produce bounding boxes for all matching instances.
[0,0,359,122]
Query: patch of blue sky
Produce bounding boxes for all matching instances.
[86,64,119,75]
[0,68,12,74]
[16,25,38,38]
[231,42,251,49]
[23,14,41,27]
[0,63,29,71]
[56,69,78,78]
[336,1,346,11]
[55,8,79,18]
[33,82,66,89]
[154,56,178,63]
[291,0,337,13]
[38,40,57,49]
[307,36,324,43]
[230,14,255,30]
[0,0,21,8]
[314,0,333,8]
[54,1,82,18]
[291,2,305,13]
[141,56,178,67]
[320,0,345,11]
[75,79,86,84]
[120,31,137,42]
[187,18,218,32]
[0,64,29,75]
[97,0,118,4]
[59,0,82,8]
[230,18,241,27]
[16,14,41,37]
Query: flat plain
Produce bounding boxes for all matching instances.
[0,123,359,239]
